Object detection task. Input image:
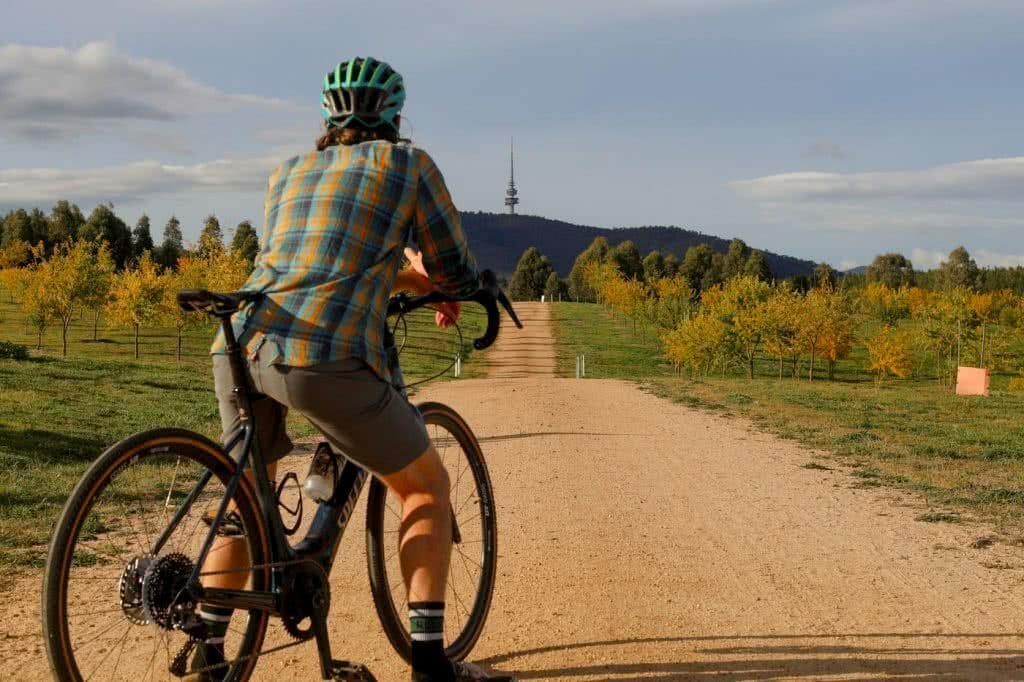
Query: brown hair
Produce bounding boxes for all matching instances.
[315,121,399,151]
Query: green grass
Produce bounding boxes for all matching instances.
[550,303,673,379]
[551,302,1024,538]
[0,297,488,575]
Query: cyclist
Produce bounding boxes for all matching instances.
[201,57,514,681]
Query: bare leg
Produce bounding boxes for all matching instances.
[202,464,276,591]
[379,446,452,603]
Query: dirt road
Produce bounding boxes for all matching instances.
[9,302,1024,680]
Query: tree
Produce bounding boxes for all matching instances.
[106,254,164,358]
[508,247,554,301]
[567,237,610,302]
[543,271,567,301]
[31,241,111,356]
[866,252,915,288]
[80,204,132,269]
[0,240,31,269]
[28,208,50,250]
[865,326,912,382]
[205,248,255,292]
[231,220,260,265]
[131,214,155,261]
[743,249,772,282]
[20,269,52,350]
[756,287,801,379]
[813,262,838,290]
[681,243,718,293]
[642,251,666,283]
[49,200,86,246]
[795,287,855,381]
[155,215,185,269]
[651,275,694,331]
[722,238,750,280]
[718,276,773,378]
[197,214,225,258]
[939,246,980,291]
[662,253,681,279]
[2,209,33,248]
[82,245,115,341]
[608,240,643,280]
[161,256,207,361]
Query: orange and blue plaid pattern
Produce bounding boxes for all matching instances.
[211,141,477,379]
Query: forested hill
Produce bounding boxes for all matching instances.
[459,211,816,279]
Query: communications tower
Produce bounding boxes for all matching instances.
[504,138,519,215]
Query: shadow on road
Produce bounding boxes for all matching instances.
[479,633,1024,680]
[478,431,641,444]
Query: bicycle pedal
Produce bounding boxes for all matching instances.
[330,660,378,682]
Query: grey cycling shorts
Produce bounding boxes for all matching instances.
[212,350,430,477]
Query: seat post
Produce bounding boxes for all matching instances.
[219,315,254,422]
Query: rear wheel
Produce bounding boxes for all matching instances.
[42,428,271,682]
[365,402,498,663]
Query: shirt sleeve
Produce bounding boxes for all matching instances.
[413,149,479,297]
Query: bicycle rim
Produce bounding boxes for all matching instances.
[42,429,271,682]
[366,402,498,663]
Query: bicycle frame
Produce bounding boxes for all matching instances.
[150,315,382,619]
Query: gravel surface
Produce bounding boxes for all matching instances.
[10,303,1024,680]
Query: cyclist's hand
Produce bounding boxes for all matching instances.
[436,302,460,328]
[405,246,427,277]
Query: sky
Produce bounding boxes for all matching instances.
[2,0,1023,271]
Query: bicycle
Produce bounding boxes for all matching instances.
[41,271,522,681]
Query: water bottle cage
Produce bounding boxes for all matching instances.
[275,472,303,536]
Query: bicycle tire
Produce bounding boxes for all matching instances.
[42,428,272,682]
[365,402,498,664]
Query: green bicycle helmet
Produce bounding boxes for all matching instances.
[321,57,405,132]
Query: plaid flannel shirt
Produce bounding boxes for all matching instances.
[211,141,478,380]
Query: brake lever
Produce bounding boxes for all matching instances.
[497,290,524,329]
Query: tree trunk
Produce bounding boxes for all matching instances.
[37,327,43,350]
[176,330,183,363]
[93,310,100,340]
[748,354,754,380]
[778,356,784,379]
[134,324,140,359]
[62,319,70,357]
[808,347,815,382]
[828,359,835,381]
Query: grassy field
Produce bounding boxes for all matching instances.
[551,302,1024,537]
[0,298,488,575]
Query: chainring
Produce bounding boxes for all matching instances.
[280,563,330,641]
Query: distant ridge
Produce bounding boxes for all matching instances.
[459,211,816,279]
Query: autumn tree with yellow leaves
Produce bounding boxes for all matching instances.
[106,253,164,359]
[865,326,913,382]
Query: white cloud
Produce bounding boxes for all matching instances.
[974,249,1024,268]
[911,247,1024,269]
[0,42,292,141]
[0,155,280,205]
[732,157,1024,202]
[910,248,946,270]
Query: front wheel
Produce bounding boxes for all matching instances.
[42,428,271,682]
[365,402,498,664]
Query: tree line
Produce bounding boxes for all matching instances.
[0,201,258,359]
[506,237,1024,386]
[507,236,773,303]
[1,202,259,271]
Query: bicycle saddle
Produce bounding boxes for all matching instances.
[177,289,262,314]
